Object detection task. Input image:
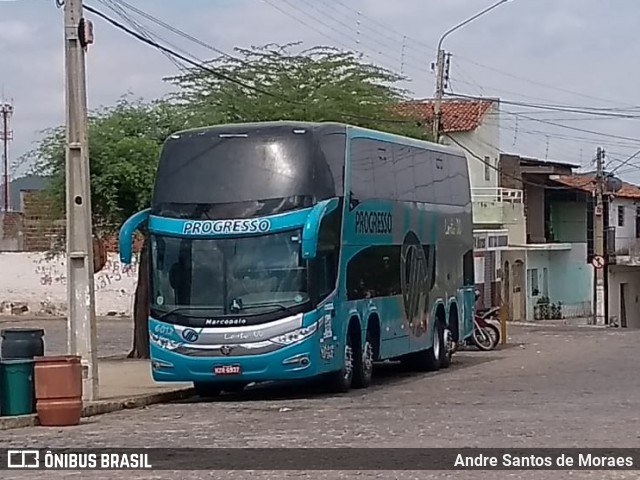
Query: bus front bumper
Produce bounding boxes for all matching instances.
[149,334,336,384]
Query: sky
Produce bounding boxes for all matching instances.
[2,0,640,183]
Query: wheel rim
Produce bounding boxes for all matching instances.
[443,328,453,355]
[343,342,354,382]
[362,340,374,377]
[433,327,441,359]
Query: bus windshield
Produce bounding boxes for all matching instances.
[150,230,309,317]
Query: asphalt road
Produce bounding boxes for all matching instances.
[1,322,640,480]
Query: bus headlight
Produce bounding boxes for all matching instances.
[270,322,318,346]
[150,333,181,351]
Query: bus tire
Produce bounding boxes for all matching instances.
[413,319,444,372]
[440,326,453,369]
[193,382,222,398]
[324,329,356,393]
[353,327,374,389]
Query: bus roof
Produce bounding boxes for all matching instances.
[165,121,465,158]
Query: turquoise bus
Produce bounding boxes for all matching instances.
[119,121,475,396]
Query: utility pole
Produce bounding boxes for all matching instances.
[432,48,446,142]
[432,0,511,141]
[593,147,606,326]
[64,0,98,400]
[0,101,13,212]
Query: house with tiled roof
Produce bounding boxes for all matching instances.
[396,98,502,192]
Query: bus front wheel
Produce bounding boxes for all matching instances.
[323,331,356,393]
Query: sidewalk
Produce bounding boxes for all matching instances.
[0,358,193,430]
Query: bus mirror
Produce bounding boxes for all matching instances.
[119,208,150,264]
[301,198,339,260]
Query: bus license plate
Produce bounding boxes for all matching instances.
[213,365,242,375]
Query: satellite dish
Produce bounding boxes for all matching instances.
[604,174,623,193]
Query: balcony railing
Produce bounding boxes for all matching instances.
[472,187,523,204]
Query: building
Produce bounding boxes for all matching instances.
[551,173,640,328]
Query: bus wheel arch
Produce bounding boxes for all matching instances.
[353,314,379,389]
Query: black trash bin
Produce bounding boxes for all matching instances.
[1,329,45,360]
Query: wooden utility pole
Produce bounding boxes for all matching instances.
[64,0,98,400]
[593,147,606,326]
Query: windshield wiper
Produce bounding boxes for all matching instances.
[155,306,222,320]
[237,302,301,316]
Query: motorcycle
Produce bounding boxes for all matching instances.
[472,306,501,351]
[469,290,501,351]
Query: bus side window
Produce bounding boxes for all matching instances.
[463,249,474,286]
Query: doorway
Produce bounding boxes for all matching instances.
[620,283,628,328]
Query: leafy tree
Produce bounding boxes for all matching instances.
[167,43,429,139]
[31,43,430,360]
[25,96,191,358]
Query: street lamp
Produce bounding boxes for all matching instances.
[432,0,512,141]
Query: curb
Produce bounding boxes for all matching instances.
[508,321,607,329]
[0,387,194,431]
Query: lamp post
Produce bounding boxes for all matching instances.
[432,0,511,141]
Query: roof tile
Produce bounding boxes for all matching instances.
[395,99,495,133]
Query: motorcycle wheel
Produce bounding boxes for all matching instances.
[472,324,500,351]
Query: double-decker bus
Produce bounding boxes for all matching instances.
[119,121,475,396]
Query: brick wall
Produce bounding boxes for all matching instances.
[0,212,23,251]
[498,154,523,190]
[21,190,65,252]
[20,190,145,255]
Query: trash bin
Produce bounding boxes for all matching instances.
[1,328,45,360]
[0,359,35,416]
[34,355,83,426]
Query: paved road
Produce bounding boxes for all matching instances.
[2,323,640,479]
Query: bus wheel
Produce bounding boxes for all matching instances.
[410,320,444,372]
[324,331,355,393]
[353,328,374,389]
[193,382,222,398]
[440,327,454,369]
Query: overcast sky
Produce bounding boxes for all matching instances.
[2,0,640,183]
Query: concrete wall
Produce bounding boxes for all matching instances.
[444,103,500,190]
[524,184,545,243]
[525,244,591,320]
[0,252,138,316]
[608,265,640,328]
[610,197,640,254]
[551,201,587,243]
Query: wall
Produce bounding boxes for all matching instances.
[608,265,640,328]
[610,197,639,254]
[524,184,545,243]
[21,190,65,252]
[551,201,587,243]
[525,244,592,320]
[0,252,138,316]
[444,103,500,190]
[0,212,23,251]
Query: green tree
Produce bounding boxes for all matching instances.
[167,43,429,139]
[31,43,430,360]
[25,96,190,358]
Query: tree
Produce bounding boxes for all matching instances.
[167,43,429,139]
[31,43,431,360]
[26,96,191,358]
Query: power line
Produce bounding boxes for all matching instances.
[444,134,596,191]
[82,4,421,126]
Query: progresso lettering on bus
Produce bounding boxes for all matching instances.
[182,218,271,235]
[355,210,392,235]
